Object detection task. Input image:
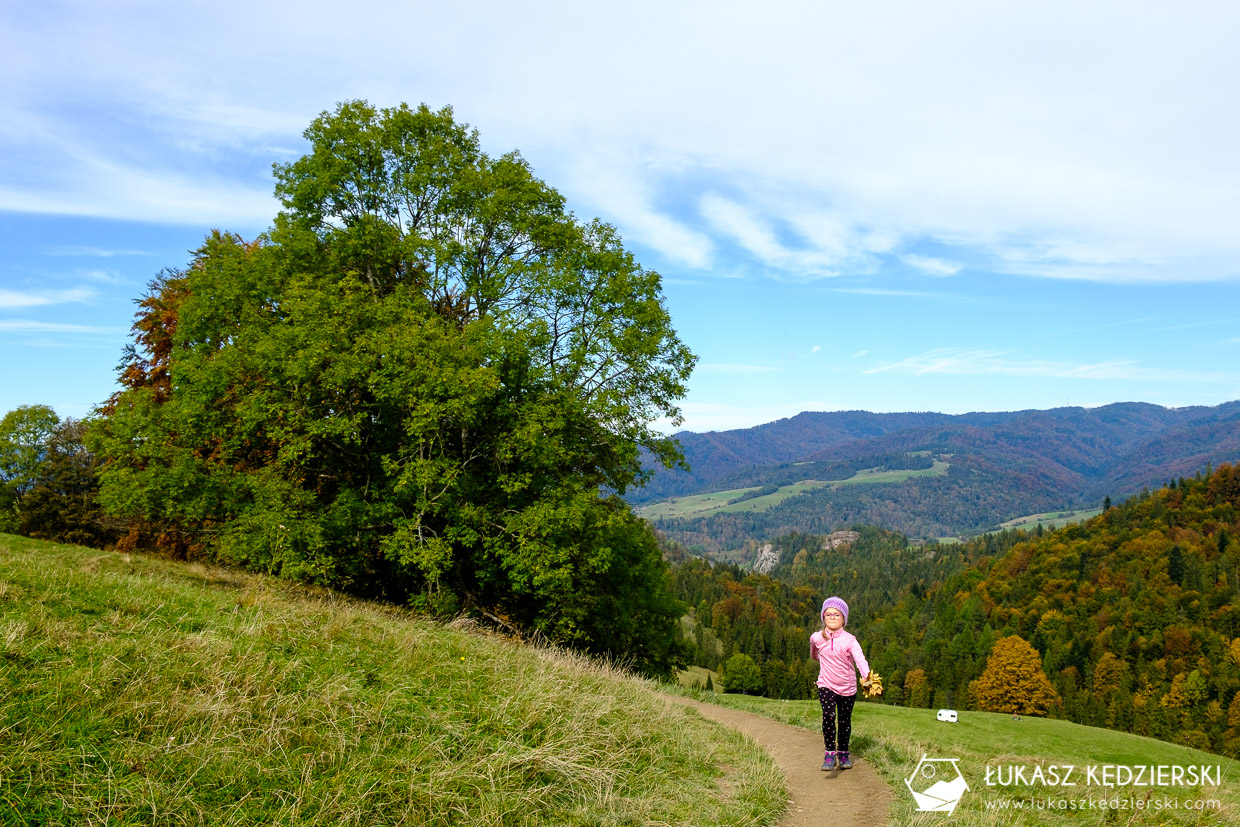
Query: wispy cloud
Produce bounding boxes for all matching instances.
[562,153,713,269]
[698,192,862,279]
[902,254,962,276]
[0,287,95,308]
[45,246,153,257]
[0,319,123,334]
[831,287,934,298]
[828,286,998,306]
[863,346,1229,383]
[852,349,870,358]
[77,269,131,285]
[5,2,1240,284]
[699,193,791,267]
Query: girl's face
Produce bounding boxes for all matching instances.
[823,610,844,632]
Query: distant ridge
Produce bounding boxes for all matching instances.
[635,401,1240,548]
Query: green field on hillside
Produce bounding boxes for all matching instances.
[834,459,951,486]
[0,535,782,826]
[639,460,951,521]
[637,487,767,519]
[687,692,1240,825]
[994,508,1104,533]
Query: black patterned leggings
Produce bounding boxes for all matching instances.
[816,686,856,752]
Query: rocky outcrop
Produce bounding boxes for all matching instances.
[753,542,779,574]
[822,530,861,550]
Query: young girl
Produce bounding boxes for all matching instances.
[810,596,871,771]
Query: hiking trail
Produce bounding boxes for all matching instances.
[668,696,893,827]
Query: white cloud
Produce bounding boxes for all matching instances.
[76,269,131,285]
[0,288,95,308]
[902,254,962,277]
[697,192,866,279]
[0,319,122,334]
[4,1,1240,281]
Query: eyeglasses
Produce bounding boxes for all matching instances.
[823,612,843,618]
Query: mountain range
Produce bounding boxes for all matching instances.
[635,401,1240,549]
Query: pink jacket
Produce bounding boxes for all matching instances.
[810,628,870,695]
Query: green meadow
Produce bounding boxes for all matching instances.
[638,460,952,520]
[995,509,1105,533]
[638,487,767,519]
[833,459,951,486]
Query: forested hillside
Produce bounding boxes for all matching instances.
[867,463,1240,755]
[670,464,1240,756]
[639,401,1240,549]
[667,526,1018,698]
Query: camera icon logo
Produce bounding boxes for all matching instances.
[905,755,969,815]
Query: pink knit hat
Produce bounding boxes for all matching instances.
[821,596,849,625]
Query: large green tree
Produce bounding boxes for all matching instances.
[0,404,60,532]
[92,101,694,676]
[17,417,117,548]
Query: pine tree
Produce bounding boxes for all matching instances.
[971,635,1061,716]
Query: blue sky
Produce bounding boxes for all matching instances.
[3,1,1240,432]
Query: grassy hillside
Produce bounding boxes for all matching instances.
[692,692,1240,825]
[0,535,782,826]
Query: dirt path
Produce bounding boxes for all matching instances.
[668,696,893,827]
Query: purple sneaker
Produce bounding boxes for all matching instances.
[821,751,838,771]
[839,751,852,769]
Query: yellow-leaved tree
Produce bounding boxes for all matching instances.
[971,635,1061,716]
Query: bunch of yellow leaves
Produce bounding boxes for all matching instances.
[862,671,884,697]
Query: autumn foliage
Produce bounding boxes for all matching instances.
[971,635,1061,716]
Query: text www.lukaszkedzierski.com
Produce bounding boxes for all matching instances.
[984,796,1221,813]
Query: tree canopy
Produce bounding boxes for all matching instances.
[91,101,694,676]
